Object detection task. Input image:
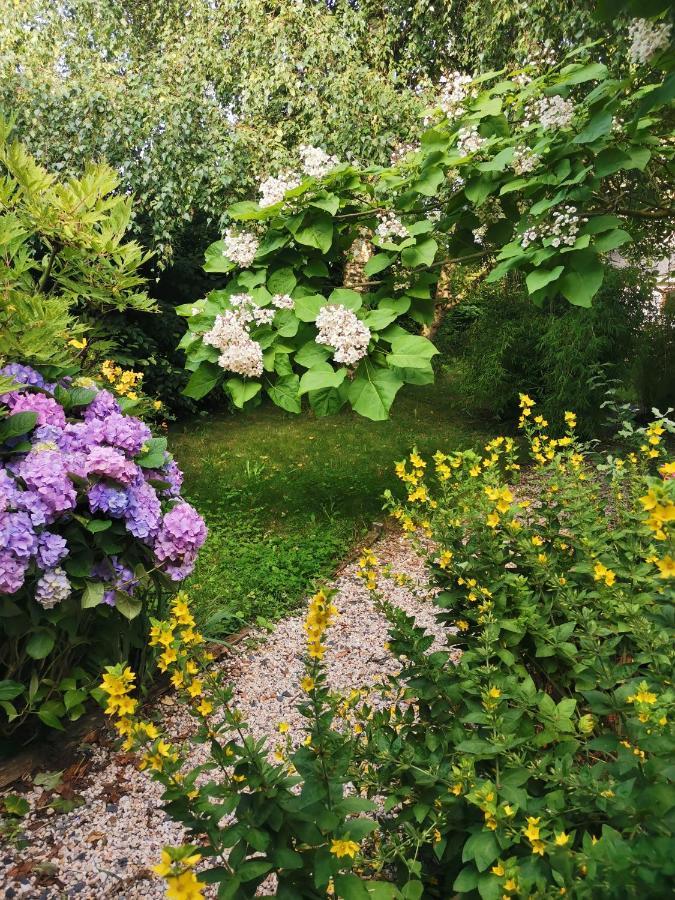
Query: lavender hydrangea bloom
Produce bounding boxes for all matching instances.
[91,412,151,456]
[0,551,29,594]
[35,532,69,569]
[15,451,77,523]
[5,393,66,428]
[93,556,138,606]
[35,567,71,609]
[85,446,138,484]
[88,482,129,518]
[125,477,162,539]
[0,363,47,389]
[154,502,208,580]
[145,456,184,498]
[0,511,37,560]
[0,469,20,512]
[83,389,121,422]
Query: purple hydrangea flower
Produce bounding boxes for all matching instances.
[0,363,47,389]
[84,389,121,422]
[93,556,138,607]
[5,392,66,428]
[35,532,69,569]
[154,502,207,580]
[35,567,71,609]
[15,450,77,523]
[85,446,138,484]
[88,482,129,518]
[125,477,162,540]
[0,511,37,560]
[0,469,20,513]
[90,412,152,456]
[0,550,29,594]
[144,456,184,498]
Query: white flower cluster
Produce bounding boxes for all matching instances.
[511,145,540,175]
[520,205,584,249]
[203,293,277,377]
[223,228,259,267]
[472,224,488,245]
[456,126,485,155]
[628,18,672,65]
[315,304,371,365]
[390,142,419,165]
[259,172,301,208]
[299,145,339,178]
[525,95,575,130]
[271,293,295,310]
[439,71,476,119]
[375,211,409,240]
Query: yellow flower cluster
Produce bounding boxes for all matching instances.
[100,360,143,399]
[640,485,675,541]
[304,587,338,660]
[330,838,360,859]
[152,847,204,900]
[518,393,535,427]
[640,422,666,460]
[593,561,616,587]
[357,549,379,592]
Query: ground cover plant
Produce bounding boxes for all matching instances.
[101,398,674,898]
[171,375,491,632]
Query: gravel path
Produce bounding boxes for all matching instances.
[0,530,453,899]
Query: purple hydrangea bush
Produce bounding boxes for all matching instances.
[0,364,207,734]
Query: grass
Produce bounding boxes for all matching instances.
[170,376,491,636]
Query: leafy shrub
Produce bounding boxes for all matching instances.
[438,267,651,431]
[0,365,207,737]
[633,294,675,414]
[101,398,673,897]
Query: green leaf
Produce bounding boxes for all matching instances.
[0,411,38,442]
[204,239,233,273]
[291,211,333,253]
[453,867,479,892]
[227,200,268,220]
[525,265,564,295]
[593,229,632,252]
[361,308,398,331]
[183,362,221,399]
[267,267,297,295]
[462,831,500,872]
[478,147,514,172]
[236,860,273,882]
[37,700,65,731]
[364,253,394,276]
[295,341,332,368]
[387,334,439,370]
[555,62,607,85]
[136,436,168,468]
[379,296,411,315]
[401,237,438,268]
[293,294,327,322]
[308,386,346,416]
[115,595,143,620]
[4,795,29,817]
[225,378,262,409]
[573,110,613,144]
[334,874,371,900]
[302,259,329,278]
[348,363,403,420]
[328,288,363,311]
[268,375,301,413]
[26,631,55,660]
[311,192,340,215]
[299,365,346,395]
[0,680,24,701]
[81,581,105,609]
[559,252,605,307]
[411,165,444,196]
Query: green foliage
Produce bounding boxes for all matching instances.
[364,407,674,897]
[180,33,673,418]
[438,268,652,431]
[0,116,154,368]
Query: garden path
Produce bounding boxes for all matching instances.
[0,529,451,899]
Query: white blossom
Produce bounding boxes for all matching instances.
[390,142,419,165]
[271,293,295,309]
[375,211,409,240]
[299,144,339,178]
[525,95,575,130]
[520,205,585,249]
[202,294,276,377]
[258,172,301,208]
[438,71,475,119]
[511,145,540,175]
[628,18,671,65]
[223,227,259,267]
[315,304,371,365]
[456,126,485,155]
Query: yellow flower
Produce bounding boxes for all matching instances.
[491,863,505,877]
[153,400,163,410]
[523,817,540,841]
[277,722,289,733]
[504,878,518,892]
[438,550,453,569]
[531,536,544,547]
[171,671,184,689]
[659,461,675,478]
[488,687,501,699]
[450,783,463,796]
[152,850,173,877]
[470,465,481,477]
[519,393,535,409]
[593,562,616,587]
[656,556,675,579]
[68,337,88,350]
[456,619,469,632]
[301,676,315,692]
[196,699,213,717]
[166,870,204,900]
[564,411,576,428]
[486,512,500,529]
[330,839,360,859]
[554,831,570,846]
[187,680,203,698]
[531,839,546,855]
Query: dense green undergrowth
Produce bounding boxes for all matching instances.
[171,377,490,633]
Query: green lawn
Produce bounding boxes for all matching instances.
[170,376,491,636]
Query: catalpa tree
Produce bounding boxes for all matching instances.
[178,18,673,420]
